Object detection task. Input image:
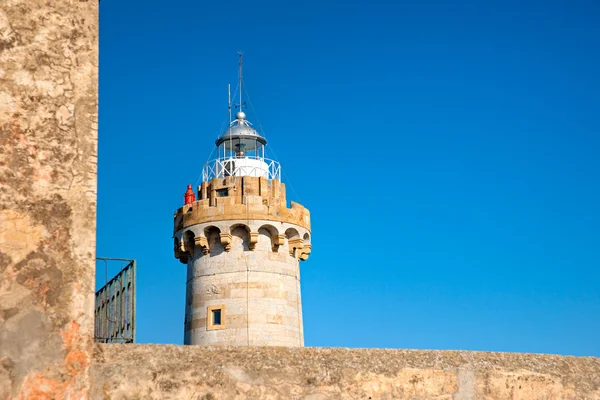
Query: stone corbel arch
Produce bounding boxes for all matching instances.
[204,226,223,254]
[285,228,304,259]
[230,223,253,251]
[174,230,196,263]
[258,224,282,252]
[299,232,312,261]
[249,231,259,250]
[220,233,232,252]
[194,236,210,255]
[174,237,188,264]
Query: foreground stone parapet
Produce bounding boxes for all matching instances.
[91,345,600,399]
[0,0,98,398]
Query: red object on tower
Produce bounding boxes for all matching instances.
[184,184,195,206]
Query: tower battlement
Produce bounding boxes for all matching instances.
[173,176,311,234]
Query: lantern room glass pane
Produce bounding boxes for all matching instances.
[221,138,262,158]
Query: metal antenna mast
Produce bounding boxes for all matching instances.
[238,51,243,111]
[227,83,232,160]
[228,84,232,123]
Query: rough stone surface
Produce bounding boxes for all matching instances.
[91,344,600,399]
[0,0,98,398]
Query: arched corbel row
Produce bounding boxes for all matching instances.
[175,226,311,259]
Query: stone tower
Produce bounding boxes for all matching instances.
[173,60,311,346]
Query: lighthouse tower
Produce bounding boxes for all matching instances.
[173,56,311,346]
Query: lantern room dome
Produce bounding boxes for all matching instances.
[215,112,266,147]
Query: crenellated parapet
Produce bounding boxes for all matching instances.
[174,176,310,233]
[174,178,310,233]
[174,176,310,241]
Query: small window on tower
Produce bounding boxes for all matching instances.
[216,188,229,197]
[207,304,225,330]
[212,309,221,325]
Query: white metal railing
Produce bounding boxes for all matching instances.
[202,157,281,182]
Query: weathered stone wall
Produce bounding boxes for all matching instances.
[91,344,600,400]
[0,0,98,398]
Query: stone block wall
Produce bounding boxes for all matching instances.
[91,345,600,400]
[0,0,98,398]
[198,176,286,207]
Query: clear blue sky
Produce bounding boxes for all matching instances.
[97,0,600,356]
